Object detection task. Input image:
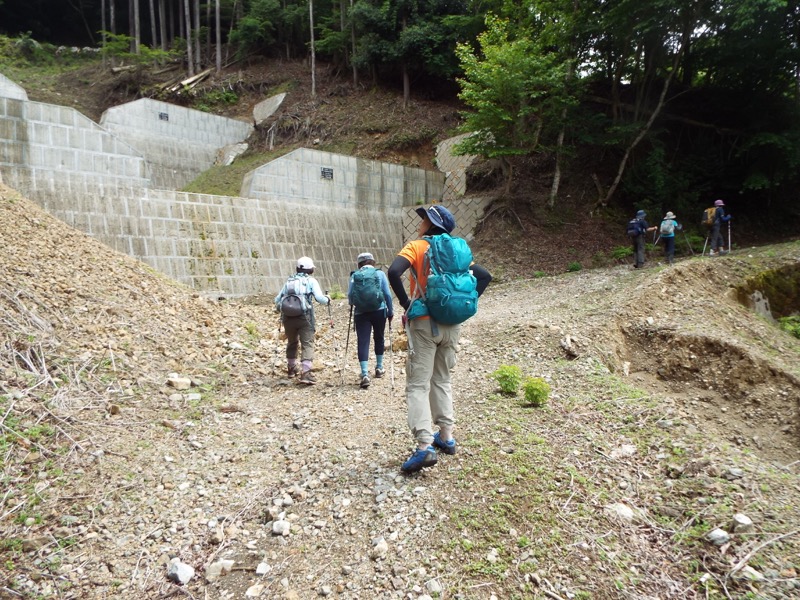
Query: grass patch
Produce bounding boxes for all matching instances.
[181,150,290,197]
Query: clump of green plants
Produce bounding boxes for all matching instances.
[778,315,800,338]
[533,271,546,278]
[490,365,522,395]
[612,246,633,260]
[522,377,550,407]
[567,261,582,272]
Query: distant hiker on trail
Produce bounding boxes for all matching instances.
[274,256,330,385]
[709,199,732,256]
[347,252,394,389]
[388,205,492,474]
[626,209,658,269]
[659,211,682,265]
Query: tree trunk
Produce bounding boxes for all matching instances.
[206,0,211,61]
[350,0,357,87]
[149,0,157,48]
[601,26,690,207]
[159,0,167,50]
[110,0,116,34]
[194,0,201,71]
[101,0,107,67]
[134,0,141,54]
[215,0,221,74]
[309,0,316,97]
[184,0,195,76]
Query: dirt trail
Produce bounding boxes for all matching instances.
[2,182,800,599]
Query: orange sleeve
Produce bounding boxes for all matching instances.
[398,239,430,298]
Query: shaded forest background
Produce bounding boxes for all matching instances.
[2,0,800,243]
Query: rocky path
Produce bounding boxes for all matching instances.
[2,184,800,599]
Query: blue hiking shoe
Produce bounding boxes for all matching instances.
[432,431,457,455]
[401,446,437,474]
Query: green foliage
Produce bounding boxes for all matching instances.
[455,15,575,166]
[229,0,281,55]
[100,32,177,65]
[778,316,800,339]
[490,365,523,395]
[567,261,582,272]
[533,271,546,278]
[522,377,550,407]
[182,151,288,196]
[194,88,239,113]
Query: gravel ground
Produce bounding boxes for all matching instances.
[2,183,800,599]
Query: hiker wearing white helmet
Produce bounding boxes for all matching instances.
[274,256,330,385]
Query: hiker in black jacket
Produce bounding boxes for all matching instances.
[709,199,732,256]
[629,210,658,269]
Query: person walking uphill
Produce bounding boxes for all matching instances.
[348,252,394,389]
[274,257,331,385]
[659,211,682,265]
[626,210,658,269]
[388,205,492,474]
[709,199,732,256]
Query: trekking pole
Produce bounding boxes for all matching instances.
[726,221,731,252]
[325,292,342,380]
[388,317,395,396]
[342,305,353,385]
[702,234,709,256]
[682,229,694,255]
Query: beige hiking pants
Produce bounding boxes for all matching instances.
[405,318,460,446]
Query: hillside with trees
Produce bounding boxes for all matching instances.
[2,0,800,243]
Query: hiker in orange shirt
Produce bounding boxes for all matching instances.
[387,206,491,474]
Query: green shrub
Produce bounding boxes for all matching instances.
[533,271,546,278]
[522,377,550,407]
[567,262,582,272]
[490,365,522,395]
[778,316,800,339]
[611,246,633,260]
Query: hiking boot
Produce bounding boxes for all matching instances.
[432,431,457,455]
[298,370,316,385]
[360,375,371,389]
[401,446,437,474]
[287,365,299,378]
[709,250,717,256]
[374,368,385,379]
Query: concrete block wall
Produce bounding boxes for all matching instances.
[0,74,27,101]
[242,148,444,210]
[67,188,405,297]
[100,98,253,189]
[401,197,494,244]
[436,133,477,202]
[0,97,150,212]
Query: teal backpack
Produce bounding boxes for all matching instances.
[411,234,478,325]
[349,268,383,312]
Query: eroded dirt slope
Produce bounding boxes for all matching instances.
[2,182,800,599]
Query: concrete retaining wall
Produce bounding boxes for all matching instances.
[0,97,150,210]
[100,98,253,189]
[0,77,490,298]
[242,148,443,210]
[0,74,27,101]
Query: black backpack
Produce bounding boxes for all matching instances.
[626,218,643,237]
[280,276,310,317]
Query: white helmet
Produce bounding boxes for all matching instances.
[296,256,315,270]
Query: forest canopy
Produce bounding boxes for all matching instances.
[1,0,800,231]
